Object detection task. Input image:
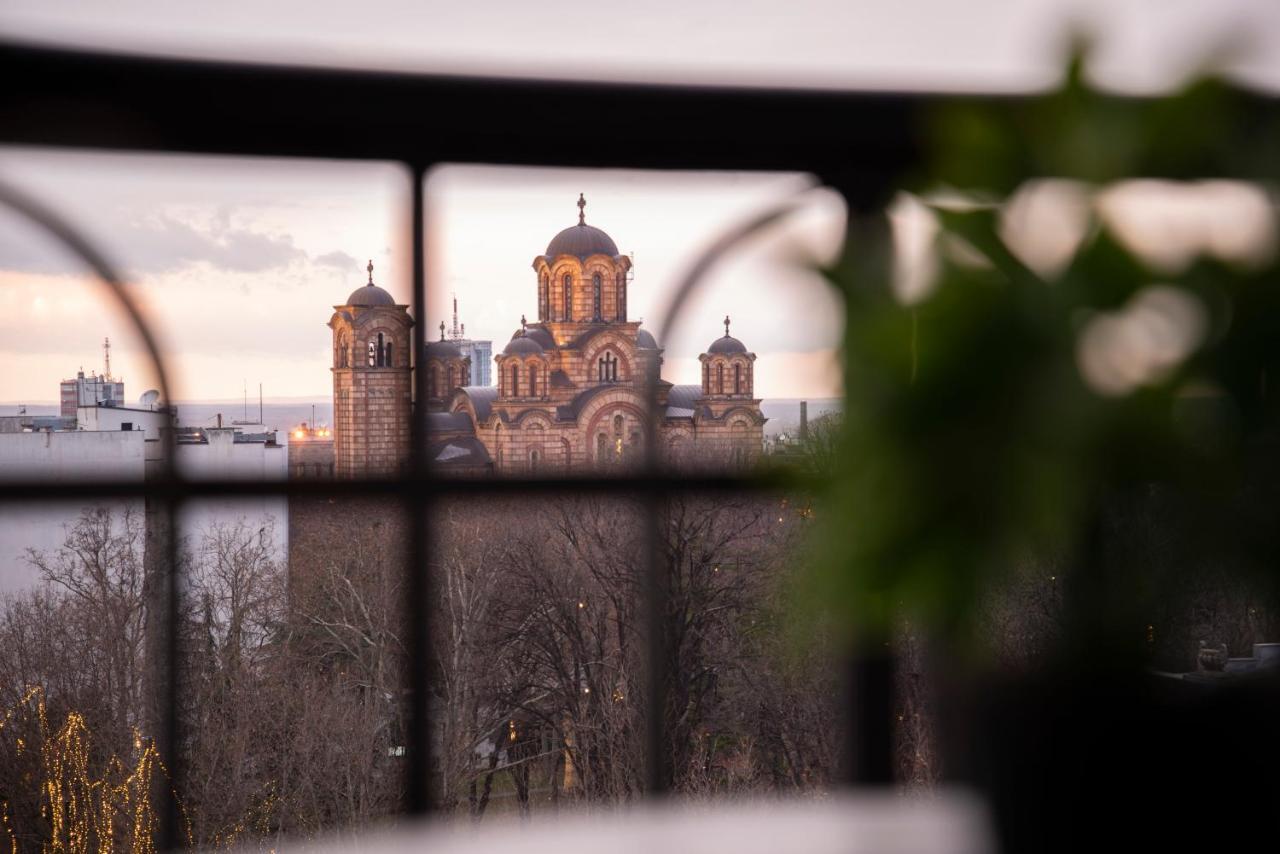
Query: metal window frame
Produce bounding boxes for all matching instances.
[0,38,1232,849]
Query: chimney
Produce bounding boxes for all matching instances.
[799,401,809,442]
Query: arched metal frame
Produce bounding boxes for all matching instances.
[0,41,983,846]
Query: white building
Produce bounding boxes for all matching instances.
[0,406,288,593]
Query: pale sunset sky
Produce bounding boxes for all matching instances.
[0,0,1276,405]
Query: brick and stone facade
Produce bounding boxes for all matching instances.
[431,196,766,474]
[330,261,413,478]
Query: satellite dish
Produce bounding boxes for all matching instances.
[139,389,161,407]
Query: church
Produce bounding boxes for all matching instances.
[327,196,766,477]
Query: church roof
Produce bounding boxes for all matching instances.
[427,436,492,468]
[524,325,556,349]
[425,339,463,359]
[503,334,545,356]
[707,334,747,355]
[666,384,703,412]
[544,194,619,259]
[457,386,498,422]
[636,328,660,350]
[345,283,397,307]
[546,224,618,259]
[427,411,474,434]
[345,260,397,307]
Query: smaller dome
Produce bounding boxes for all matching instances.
[345,283,396,307]
[708,335,747,355]
[425,339,463,359]
[546,224,619,259]
[636,328,659,350]
[503,335,544,356]
[524,326,556,349]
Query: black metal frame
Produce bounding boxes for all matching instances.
[0,39,969,847]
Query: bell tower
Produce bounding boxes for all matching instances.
[329,260,414,478]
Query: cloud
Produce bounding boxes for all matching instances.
[0,208,306,277]
[314,250,361,271]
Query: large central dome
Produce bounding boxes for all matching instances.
[545,223,619,259]
[544,193,619,258]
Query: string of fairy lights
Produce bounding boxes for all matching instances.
[0,687,196,854]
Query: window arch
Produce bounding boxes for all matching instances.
[596,432,609,464]
[539,273,549,321]
[562,273,572,321]
[385,340,394,367]
[597,351,619,383]
[529,364,539,398]
[734,363,741,395]
[592,273,602,320]
[510,364,520,397]
[716,362,724,394]
[337,334,349,368]
[702,361,709,393]
[616,272,626,321]
[367,340,377,366]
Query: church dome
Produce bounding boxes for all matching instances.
[636,328,659,350]
[544,194,619,258]
[425,339,463,359]
[346,259,397,306]
[546,223,619,259]
[503,334,545,356]
[524,326,555,349]
[708,335,747,355]
[346,283,396,307]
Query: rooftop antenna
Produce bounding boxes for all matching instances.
[259,382,263,424]
[103,336,112,380]
[450,293,462,340]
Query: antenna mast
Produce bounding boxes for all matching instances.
[450,294,463,341]
[103,336,112,379]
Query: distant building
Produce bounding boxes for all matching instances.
[60,370,125,417]
[0,388,287,586]
[441,295,494,388]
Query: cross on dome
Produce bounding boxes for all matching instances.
[577,193,586,225]
[439,321,446,341]
[367,259,374,285]
[724,315,731,337]
[521,314,527,332]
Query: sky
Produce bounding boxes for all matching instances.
[0,151,846,403]
[0,0,1277,405]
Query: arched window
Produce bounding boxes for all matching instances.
[530,365,539,397]
[597,352,618,382]
[529,449,539,472]
[376,332,386,367]
[734,363,741,394]
[539,273,549,321]
[596,433,608,464]
[716,362,724,394]
[385,340,394,368]
[563,274,572,321]
[592,273,602,320]
[702,362,709,393]
[367,340,377,366]
[338,334,349,368]
[510,364,520,397]
[616,273,626,320]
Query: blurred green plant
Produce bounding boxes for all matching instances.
[811,52,1280,660]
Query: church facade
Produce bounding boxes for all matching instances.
[329,197,766,477]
